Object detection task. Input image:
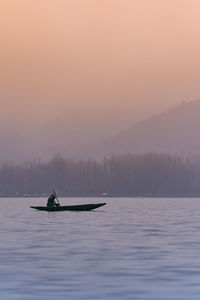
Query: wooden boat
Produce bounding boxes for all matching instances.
[30,202,106,211]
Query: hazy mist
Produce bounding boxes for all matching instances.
[1,0,200,161]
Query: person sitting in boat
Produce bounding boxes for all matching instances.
[47,193,60,207]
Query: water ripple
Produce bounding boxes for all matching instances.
[0,197,200,299]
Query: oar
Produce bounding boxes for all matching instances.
[53,189,60,206]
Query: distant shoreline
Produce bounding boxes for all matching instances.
[1,194,200,198]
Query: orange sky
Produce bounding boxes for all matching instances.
[1,0,200,141]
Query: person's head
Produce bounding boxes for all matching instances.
[51,194,56,199]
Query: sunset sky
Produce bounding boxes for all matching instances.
[1,0,200,160]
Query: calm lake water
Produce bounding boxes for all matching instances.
[1,197,200,299]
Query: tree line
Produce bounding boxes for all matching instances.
[0,153,196,197]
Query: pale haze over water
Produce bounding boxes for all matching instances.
[1,197,200,299]
[1,1,200,160]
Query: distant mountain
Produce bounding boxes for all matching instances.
[1,99,200,163]
[100,100,200,157]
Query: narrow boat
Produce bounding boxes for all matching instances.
[30,202,106,211]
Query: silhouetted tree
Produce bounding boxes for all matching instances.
[0,153,195,196]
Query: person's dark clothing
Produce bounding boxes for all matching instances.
[47,194,59,207]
